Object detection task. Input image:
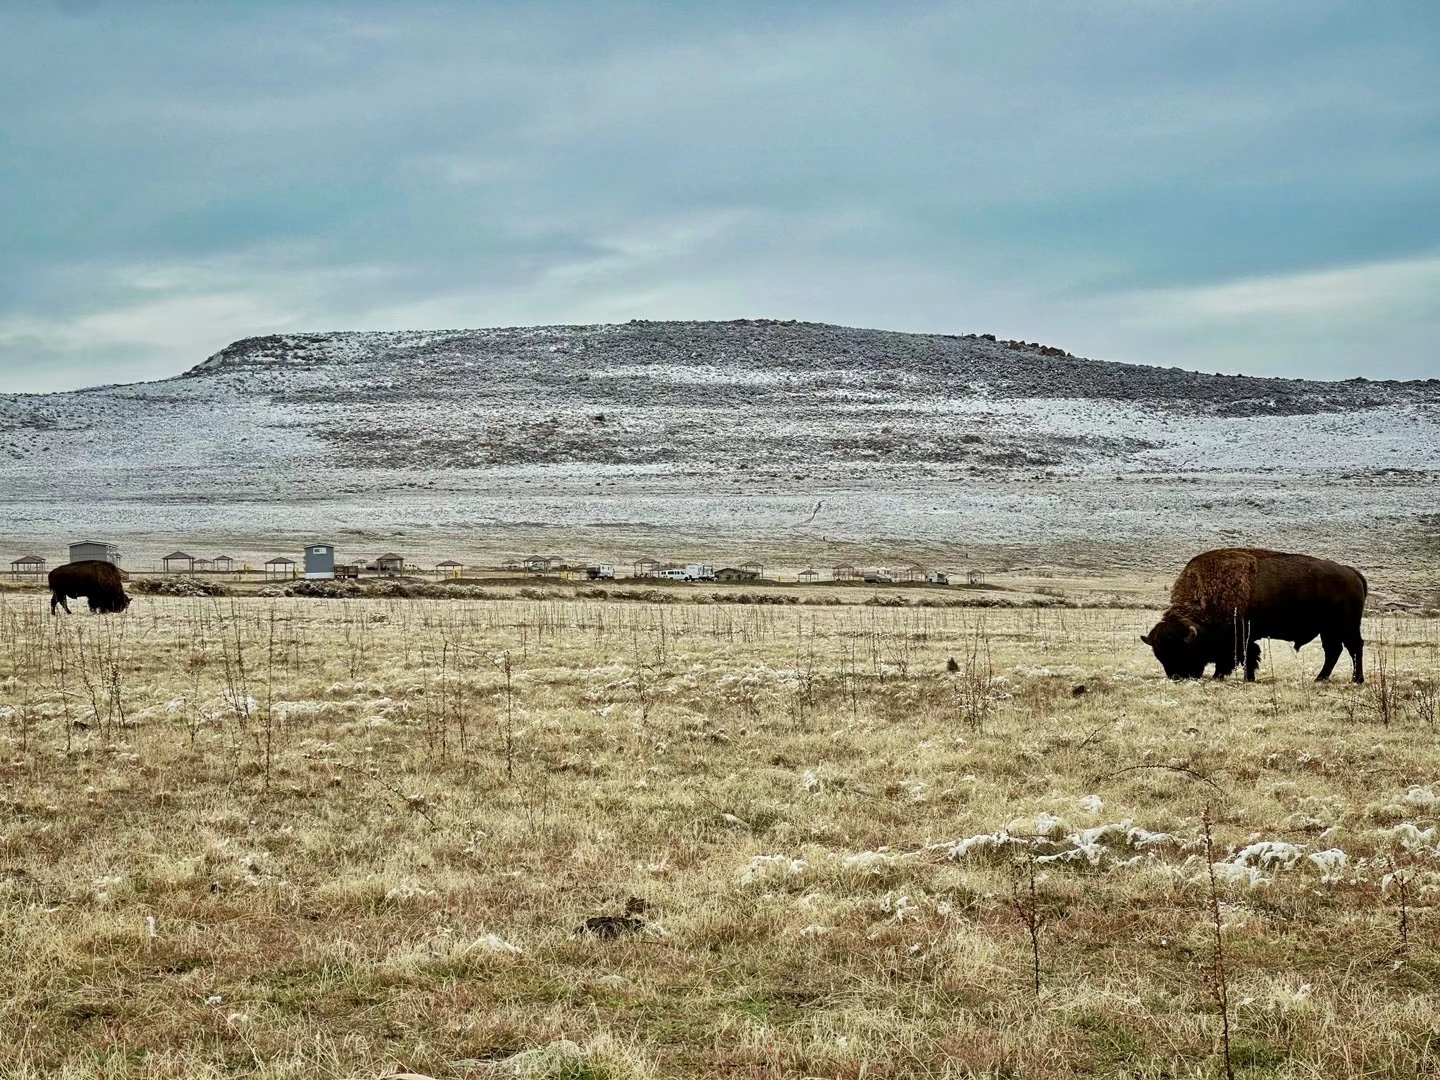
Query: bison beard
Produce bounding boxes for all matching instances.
[1142,548,1366,684]
[48,561,131,615]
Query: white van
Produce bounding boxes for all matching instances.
[660,565,715,582]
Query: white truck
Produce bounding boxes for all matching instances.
[660,564,715,582]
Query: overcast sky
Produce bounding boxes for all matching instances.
[2,1,1437,392]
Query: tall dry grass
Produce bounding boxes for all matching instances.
[0,593,1435,1077]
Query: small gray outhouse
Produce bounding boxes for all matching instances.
[304,543,336,580]
[69,541,121,565]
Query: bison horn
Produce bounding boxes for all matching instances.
[1184,623,1199,644]
[1139,632,1151,646]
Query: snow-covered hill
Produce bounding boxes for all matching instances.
[1,320,1437,573]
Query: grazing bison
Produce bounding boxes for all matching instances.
[48,560,131,615]
[1141,548,1366,683]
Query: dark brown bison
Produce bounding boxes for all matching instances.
[49,560,131,615]
[1141,548,1366,683]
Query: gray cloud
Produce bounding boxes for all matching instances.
[2,1,1438,391]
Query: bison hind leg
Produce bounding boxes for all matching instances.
[1315,634,1343,681]
[1244,641,1261,682]
[1346,632,1364,684]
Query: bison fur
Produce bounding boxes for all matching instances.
[1141,548,1366,683]
[48,560,131,615]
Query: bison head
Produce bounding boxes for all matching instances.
[1141,612,1206,679]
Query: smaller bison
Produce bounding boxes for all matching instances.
[1142,548,1366,683]
[49,560,131,615]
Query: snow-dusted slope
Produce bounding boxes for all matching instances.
[1,320,1437,569]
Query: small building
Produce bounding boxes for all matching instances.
[895,564,926,583]
[192,557,213,572]
[632,557,662,579]
[162,551,196,574]
[715,566,759,583]
[524,554,563,575]
[925,570,949,585]
[70,541,120,565]
[10,554,46,579]
[967,570,986,586]
[212,556,235,572]
[374,553,405,576]
[798,568,822,584]
[740,561,764,579]
[264,556,296,580]
[437,559,465,578]
[832,564,859,582]
[304,543,336,580]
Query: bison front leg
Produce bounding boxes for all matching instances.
[50,591,70,615]
[1315,634,1343,681]
[1244,641,1261,682]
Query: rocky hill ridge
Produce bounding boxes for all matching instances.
[180,320,1439,418]
[1,319,1436,564]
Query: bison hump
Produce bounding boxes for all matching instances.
[1170,548,1260,620]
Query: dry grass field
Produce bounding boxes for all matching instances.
[0,590,1437,1078]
